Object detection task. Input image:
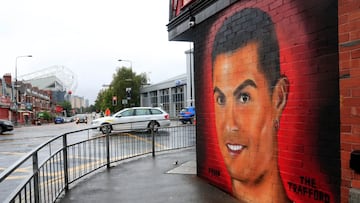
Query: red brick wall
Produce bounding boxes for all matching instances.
[339,0,360,202]
[194,0,340,202]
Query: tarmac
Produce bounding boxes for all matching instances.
[59,147,239,203]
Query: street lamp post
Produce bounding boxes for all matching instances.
[14,55,32,125]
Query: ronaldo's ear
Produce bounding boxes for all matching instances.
[272,76,289,114]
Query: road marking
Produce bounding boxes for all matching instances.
[0,166,32,180]
[0,152,27,156]
[0,166,31,173]
[124,133,169,150]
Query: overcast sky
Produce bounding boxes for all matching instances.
[0,0,190,104]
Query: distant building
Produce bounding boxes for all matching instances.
[140,49,194,118]
[140,74,187,118]
[70,95,88,112]
[24,75,66,104]
[20,65,78,104]
[0,74,51,124]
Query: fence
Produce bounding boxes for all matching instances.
[0,122,196,203]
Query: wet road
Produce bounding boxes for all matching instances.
[0,121,100,202]
[0,122,94,174]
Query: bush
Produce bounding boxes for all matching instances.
[37,111,52,121]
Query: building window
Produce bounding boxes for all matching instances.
[150,91,157,107]
[172,86,184,115]
[160,89,170,113]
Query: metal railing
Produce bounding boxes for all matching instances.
[0,121,196,203]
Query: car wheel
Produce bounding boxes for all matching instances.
[100,124,112,134]
[148,121,160,133]
[181,120,187,124]
[0,127,3,134]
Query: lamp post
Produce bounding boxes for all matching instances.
[14,55,32,125]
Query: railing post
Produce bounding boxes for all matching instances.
[62,133,69,191]
[32,152,40,203]
[151,121,155,157]
[106,124,110,168]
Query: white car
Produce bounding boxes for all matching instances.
[91,107,171,134]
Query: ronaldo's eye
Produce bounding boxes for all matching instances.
[239,93,250,104]
[216,95,226,105]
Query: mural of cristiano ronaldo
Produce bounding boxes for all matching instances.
[212,8,291,203]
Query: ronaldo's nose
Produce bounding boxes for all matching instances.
[225,102,239,132]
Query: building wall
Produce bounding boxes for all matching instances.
[70,95,87,109]
[338,0,360,202]
[0,77,12,120]
[140,74,190,118]
[191,1,340,202]
[0,74,52,124]
[140,48,194,118]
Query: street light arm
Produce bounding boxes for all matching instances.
[118,59,132,69]
[16,55,32,59]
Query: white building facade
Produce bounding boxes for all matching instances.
[140,48,194,118]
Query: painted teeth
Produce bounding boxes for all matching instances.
[227,144,243,151]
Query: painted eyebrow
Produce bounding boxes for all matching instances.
[233,79,257,96]
[213,79,257,96]
[213,86,224,95]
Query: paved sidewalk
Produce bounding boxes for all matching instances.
[60,147,238,203]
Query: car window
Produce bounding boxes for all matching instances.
[120,109,134,117]
[150,109,162,115]
[135,109,150,116]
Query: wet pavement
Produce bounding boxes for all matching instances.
[60,147,239,203]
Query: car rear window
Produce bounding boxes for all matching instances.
[150,109,162,115]
[135,109,150,116]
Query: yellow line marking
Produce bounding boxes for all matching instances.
[124,133,169,150]
[0,152,27,156]
[0,166,31,173]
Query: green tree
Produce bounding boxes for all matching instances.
[84,104,97,113]
[94,89,112,112]
[94,67,148,113]
[58,101,72,116]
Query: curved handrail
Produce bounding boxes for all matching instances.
[0,121,195,203]
[0,132,66,182]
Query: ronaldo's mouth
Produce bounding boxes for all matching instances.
[226,143,245,154]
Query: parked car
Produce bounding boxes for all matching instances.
[75,114,88,124]
[179,106,195,124]
[0,119,14,134]
[54,117,65,124]
[91,107,171,134]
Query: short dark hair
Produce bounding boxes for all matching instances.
[212,8,280,92]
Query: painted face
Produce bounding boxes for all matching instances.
[213,42,276,184]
